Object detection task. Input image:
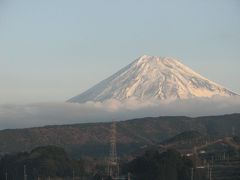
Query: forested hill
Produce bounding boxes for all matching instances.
[0,113,239,157]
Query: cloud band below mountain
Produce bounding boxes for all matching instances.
[0,96,240,130]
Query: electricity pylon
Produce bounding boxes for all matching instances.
[107,121,119,179]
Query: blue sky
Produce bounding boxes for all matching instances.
[0,0,239,103]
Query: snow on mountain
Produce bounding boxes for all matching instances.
[68,55,237,103]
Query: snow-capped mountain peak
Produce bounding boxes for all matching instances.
[68,55,237,103]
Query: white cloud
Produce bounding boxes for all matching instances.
[0,96,240,130]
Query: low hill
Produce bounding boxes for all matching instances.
[0,114,239,158]
[161,131,204,145]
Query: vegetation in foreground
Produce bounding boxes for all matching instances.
[0,129,239,180]
[0,146,86,180]
[0,146,198,180]
[126,149,194,180]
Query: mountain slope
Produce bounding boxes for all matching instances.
[68,55,237,103]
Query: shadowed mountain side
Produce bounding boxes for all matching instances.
[0,114,239,157]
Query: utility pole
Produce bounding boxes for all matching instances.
[209,167,212,180]
[207,163,210,178]
[128,173,131,180]
[191,168,194,180]
[72,169,75,180]
[5,172,7,180]
[232,127,235,136]
[24,165,27,180]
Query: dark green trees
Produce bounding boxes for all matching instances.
[127,149,193,180]
[0,146,85,180]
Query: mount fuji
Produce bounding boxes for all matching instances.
[68,55,237,103]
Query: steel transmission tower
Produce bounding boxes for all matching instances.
[107,121,119,179]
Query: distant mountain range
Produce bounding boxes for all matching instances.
[68,55,237,103]
[0,113,239,158]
